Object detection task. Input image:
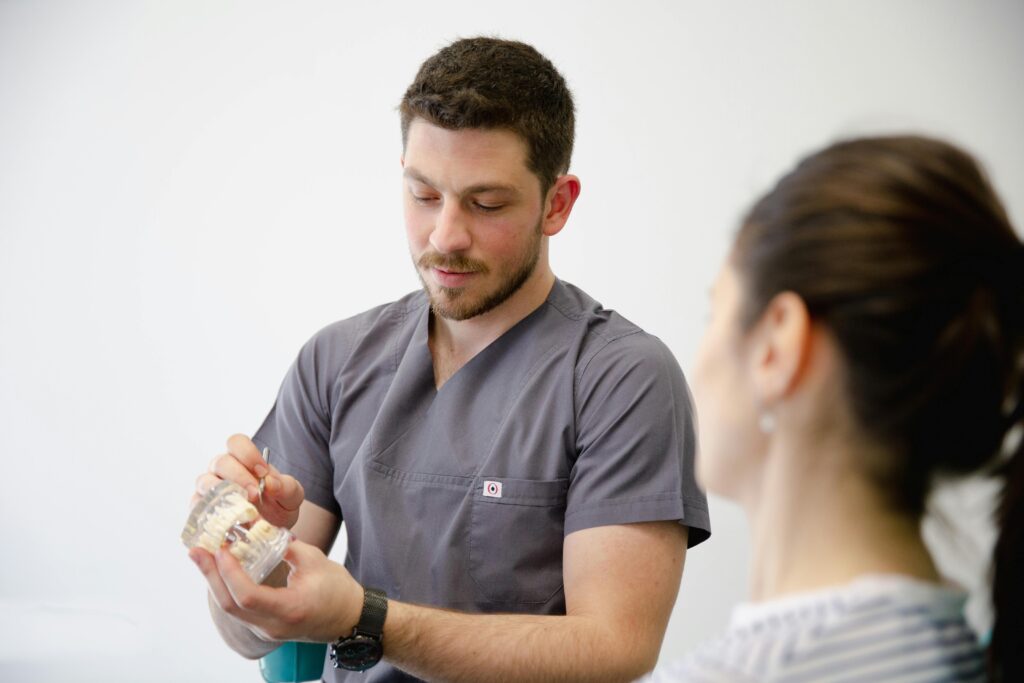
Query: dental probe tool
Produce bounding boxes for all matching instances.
[258,447,269,505]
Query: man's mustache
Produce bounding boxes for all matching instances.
[417,252,489,275]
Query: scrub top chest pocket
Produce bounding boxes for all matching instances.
[469,477,569,605]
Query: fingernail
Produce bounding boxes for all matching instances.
[254,464,269,478]
[246,485,259,501]
[265,475,278,493]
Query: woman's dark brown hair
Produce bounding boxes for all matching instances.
[733,135,1024,679]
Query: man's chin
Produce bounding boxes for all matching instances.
[429,294,479,321]
[427,285,502,321]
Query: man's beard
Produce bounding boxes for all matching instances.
[414,220,543,321]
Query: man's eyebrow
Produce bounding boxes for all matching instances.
[403,167,521,197]
[462,182,520,196]
[403,167,433,185]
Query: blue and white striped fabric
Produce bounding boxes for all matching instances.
[644,575,986,683]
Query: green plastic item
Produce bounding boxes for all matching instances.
[259,641,327,683]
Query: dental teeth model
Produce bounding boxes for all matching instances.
[181,480,290,583]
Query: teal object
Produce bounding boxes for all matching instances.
[259,642,327,683]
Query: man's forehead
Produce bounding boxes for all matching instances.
[406,119,529,163]
[402,121,535,195]
[405,118,527,152]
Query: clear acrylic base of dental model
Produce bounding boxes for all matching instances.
[181,480,290,584]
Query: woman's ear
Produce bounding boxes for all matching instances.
[749,291,812,404]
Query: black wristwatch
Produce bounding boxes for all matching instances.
[330,587,388,672]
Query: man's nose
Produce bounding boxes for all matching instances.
[429,201,472,253]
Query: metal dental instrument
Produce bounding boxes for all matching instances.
[258,447,269,506]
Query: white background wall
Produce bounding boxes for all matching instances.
[2,1,1022,680]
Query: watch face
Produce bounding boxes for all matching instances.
[331,634,383,672]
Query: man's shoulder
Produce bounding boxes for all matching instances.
[294,291,426,376]
[307,290,427,346]
[548,280,672,371]
[548,280,643,338]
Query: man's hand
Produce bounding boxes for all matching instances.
[192,434,305,529]
[186,433,341,659]
[189,539,363,644]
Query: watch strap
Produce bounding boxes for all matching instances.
[355,587,388,638]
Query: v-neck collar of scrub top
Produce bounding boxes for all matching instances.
[368,279,570,479]
[413,278,563,397]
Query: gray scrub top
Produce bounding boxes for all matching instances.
[254,279,710,682]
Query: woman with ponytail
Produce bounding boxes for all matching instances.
[645,136,1023,681]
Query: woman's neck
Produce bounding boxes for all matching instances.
[744,432,940,602]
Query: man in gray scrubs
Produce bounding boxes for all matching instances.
[189,37,710,682]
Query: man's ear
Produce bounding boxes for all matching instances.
[749,291,812,404]
[541,174,581,237]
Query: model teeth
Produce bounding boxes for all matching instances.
[229,520,281,564]
[248,519,276,542]
[182,480,290,583]
[193,490,260,553]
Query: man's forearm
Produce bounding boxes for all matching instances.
[206,560,291,659]
[207,591,281,659]
[382,600,658,683]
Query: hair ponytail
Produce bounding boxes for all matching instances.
[988,245,1024,682]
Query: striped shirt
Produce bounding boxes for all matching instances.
[643,575,986,683]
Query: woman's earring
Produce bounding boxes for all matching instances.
[758,411,776,434]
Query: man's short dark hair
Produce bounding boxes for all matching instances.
[400,37,575,193]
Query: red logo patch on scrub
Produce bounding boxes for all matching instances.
[483,480,503,498]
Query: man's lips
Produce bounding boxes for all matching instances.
[431,267,478,287]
